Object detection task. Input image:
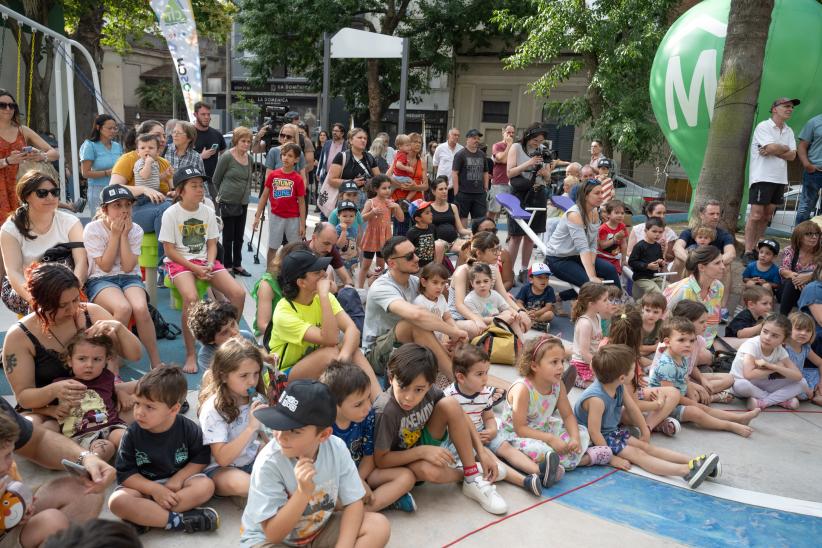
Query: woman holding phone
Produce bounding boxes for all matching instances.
[0,89,60,221]
[325,127,381,210]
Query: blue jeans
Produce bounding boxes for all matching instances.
[133,196,173,264]
[796,170,822,224]
[546,255,621,289]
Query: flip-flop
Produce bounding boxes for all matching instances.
[585,445,613,466]
[713,390,734,404]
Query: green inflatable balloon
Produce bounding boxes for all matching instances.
[650,0,822,187]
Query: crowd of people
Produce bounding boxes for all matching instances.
[0,88,820,547]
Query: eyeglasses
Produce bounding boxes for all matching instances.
[390,251,416,261]
[0,102,17,110]
[34,188,60,199]
[804,232,821,238]
[171,131,186,136]
[279,133,294,140]
[180,223,207,237]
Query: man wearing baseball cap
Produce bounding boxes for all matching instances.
[744,96,799,261]
[451,129,490,226]
[241,380,390,547]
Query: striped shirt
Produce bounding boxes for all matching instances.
[444,383,498,430]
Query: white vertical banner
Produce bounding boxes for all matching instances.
[149,0,203,121]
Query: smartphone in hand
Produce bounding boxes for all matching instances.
[61,458,91,480]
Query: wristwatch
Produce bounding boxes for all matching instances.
[77,450,93,465]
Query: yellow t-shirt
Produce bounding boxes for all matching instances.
[112,150,171,194]
[269,294,342,371]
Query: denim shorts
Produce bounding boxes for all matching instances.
[205,461,254,478]
[85,274,145,301]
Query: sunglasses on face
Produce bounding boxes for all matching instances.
[33,187,60,198]
[0,102,17,110]
[804,232,821,237]
[390,251,416,261]
[279,133,294,139]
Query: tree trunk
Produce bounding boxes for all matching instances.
[69,4,106,138]
[367,58,382,134]
[583,53,611,157]
[692,0,773,232]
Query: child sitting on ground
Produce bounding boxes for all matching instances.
[406,200,446,268]
[731,313,809,410]
[320,361,417,512]
[628,217,667,299]
[160,167,245,373]
[515,263,556,332]
[597,200,629,275]
[785,312,822,406]
[108,367,218,534]
[639,292,667,368]
[333,200,361,273]
[241,380,390,547]
[602,285,625,336]
[669,300,735,403]
[571,283,610,389]
[601,307,683,437]
[414,262,483,341]
[686,224,716,251]
[575,345,721,489]
[726,285,773,340]
[197,338,267,498]
[55,334,126,462]
[373,343,508,515]
[743,239,781,294]
[0,412,71,547]
[650,317,760,437]
[188,300,258,372]
[498,336,596,488]
[464,263,528,341]
[445,345,543,496]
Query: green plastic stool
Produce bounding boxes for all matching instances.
[163,274,210,310]
[140,233,159,305]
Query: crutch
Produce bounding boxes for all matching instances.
[252,211,266,264]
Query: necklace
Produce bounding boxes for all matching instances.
[46,326,69,348]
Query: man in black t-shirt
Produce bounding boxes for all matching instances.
[452,129,490,226]
[0,398,115,526]
[192,102,227,196]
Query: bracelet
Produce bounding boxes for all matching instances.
[77,450,92,466]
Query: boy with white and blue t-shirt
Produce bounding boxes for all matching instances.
[321,361,417,513]
[515,263,557,331]
[333,200,360,270]
[241,380,390,547]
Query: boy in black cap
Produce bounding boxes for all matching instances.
[333,200,361,271]
[241,380,390,547]
[405,199,446,268]
[742,238,782,294]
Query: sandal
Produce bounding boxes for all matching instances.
[713,390,734,404]
[585,445,613,466]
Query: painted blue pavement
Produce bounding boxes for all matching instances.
[546,466,822,547]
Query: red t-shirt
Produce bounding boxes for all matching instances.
[491,141,509,184]
[265,168,305,218]
[597,222,628,273]
[392,151,414,178]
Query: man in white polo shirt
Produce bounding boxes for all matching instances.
[743,97,799,261]
[433,128,463,200]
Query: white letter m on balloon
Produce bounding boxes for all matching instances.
[665,50,717,131]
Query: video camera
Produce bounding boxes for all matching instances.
[260,105,290,147]
[529,142,559,164]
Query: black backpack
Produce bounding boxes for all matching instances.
[132,302,182,340]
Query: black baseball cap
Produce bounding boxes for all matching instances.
[465,129,483,138]
[338,200,358,212]
[100,184,136,205]
[280,249,332,284]
[597,158,613,169]
[173,165,209,189]
[340,181,360,194]
[254,380,337,430]
[757,239,780,254]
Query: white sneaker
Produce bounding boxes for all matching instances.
[463,477,508,514]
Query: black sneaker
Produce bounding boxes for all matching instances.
[694,453,723,481]
[741,251,757,263]
[538,451,560,488]
[523,473,542,496]
[683,453,719,489]
[181,507,220,533]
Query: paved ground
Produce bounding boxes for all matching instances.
[6,206,822,546]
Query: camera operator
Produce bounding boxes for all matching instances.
[506,123,557,283]
[263,123,308,186]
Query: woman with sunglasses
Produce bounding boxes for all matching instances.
[263,123,308,188]
[0,89,60,221]
[544,177,621,288]
[324,128,381,211]
[0,171,86,314]
[779,220,822,315]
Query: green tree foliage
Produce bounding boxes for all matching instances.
[493,0,679,169]
[229,93,260,128]
[136,78,184,112]
[235,0,526,132]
